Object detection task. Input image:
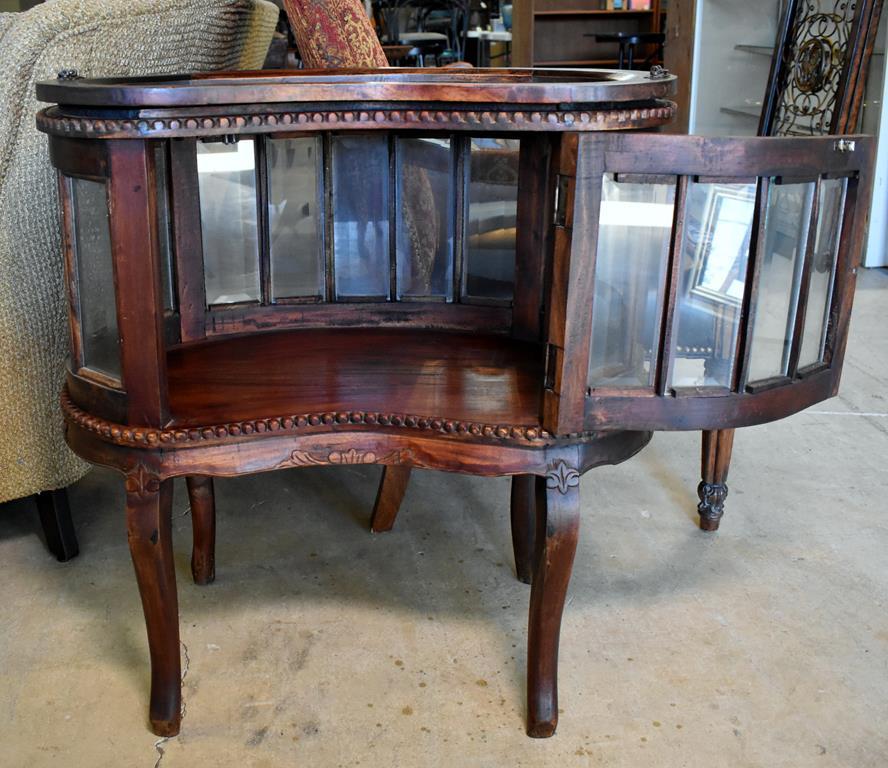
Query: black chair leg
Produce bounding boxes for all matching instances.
[35,489,79,561]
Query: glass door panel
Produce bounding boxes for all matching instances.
[588,175,676,389]
[669,181,757,389]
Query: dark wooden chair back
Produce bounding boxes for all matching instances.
[760,0,884,136]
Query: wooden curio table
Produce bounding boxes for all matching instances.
[37,68,872,738]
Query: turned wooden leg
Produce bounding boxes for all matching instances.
[370,466,412,533]
[510,474,535,584]
[526,462,581,738]
[126,475,181,737]
[186,476,215,585]
[35,488,79,562]
[698,429,735,532]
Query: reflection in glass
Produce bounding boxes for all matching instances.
[154,144,176,312]
[588,175,675,389]
[197,140,260,305]
[396,138,453,299]
[669,181,756,389]
[332,135,390,298]
[268,137,324,300]
[464,138,520,301]
[746,181,814,382]
[71,178,120,380]
[798,177,847,368]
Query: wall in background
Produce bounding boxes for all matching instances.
[689,0,783,136]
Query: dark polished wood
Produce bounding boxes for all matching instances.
[186,476,216,584]
[36,67,676,110]
[527,467,580,737]
[510,475,536,584]
[167,329,544,429]
[38,66,874,739]
[126,477,180,737]
[35,489,79,562]
[370,466,412,533]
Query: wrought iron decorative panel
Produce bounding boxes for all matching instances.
[772,0,858,136]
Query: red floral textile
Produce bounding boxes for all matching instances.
[282,0,388,68]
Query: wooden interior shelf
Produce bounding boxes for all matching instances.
[167,329,545,429]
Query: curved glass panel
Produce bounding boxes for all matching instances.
[464,138,520,302]
[669,181,756,389]
[798,177,847,369]
[71,178,120,381]
[332,135,390,299]
[746,181,814,382]
[268,137,324,300]
[396,138,454,300]
[197,139,260,305]
[588,175,676,389]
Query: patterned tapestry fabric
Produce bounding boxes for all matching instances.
[282,0,388,68]
[0,0,277,504]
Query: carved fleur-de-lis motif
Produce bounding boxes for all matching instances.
[125,463,161,497]
[545,460,580,495]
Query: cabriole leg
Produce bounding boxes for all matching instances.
[370,466,412,533]
[186,476,216,585]
[526,463,581,738]
[510,474,535,584]
[698,429,735,532]
[126,473,181,737]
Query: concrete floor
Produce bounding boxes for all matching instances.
[2,269,887,768]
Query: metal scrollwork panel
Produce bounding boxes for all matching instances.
[773,0,857,136]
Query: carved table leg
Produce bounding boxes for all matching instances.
[186,476,216,585]
[126,473,181,737]
[526,462,581,738]
[698,429,735,532]
[35,488,79,562]
[510,474,536,584]
[370,466,412,533]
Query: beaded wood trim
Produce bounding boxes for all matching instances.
[37,103,676,140]
[61,389,554,447]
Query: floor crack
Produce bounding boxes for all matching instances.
[152,640,190,768]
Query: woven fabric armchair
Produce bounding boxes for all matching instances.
[0,0,278,518]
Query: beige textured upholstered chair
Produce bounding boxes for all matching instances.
[0,0,279,559]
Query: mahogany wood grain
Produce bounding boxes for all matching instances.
[66,367,127,424]
[585,369,835,431]
[167,329,545,429]
[370,466,412,533]
[186,476,216,584]
[36,68,677,110]
[126,478,180,737]
[547,133,603,435]
[203,302,511,338]
[107,140,169,426]
[513,135,556,342]
[169,139,207,343]
[527,467,580,737]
